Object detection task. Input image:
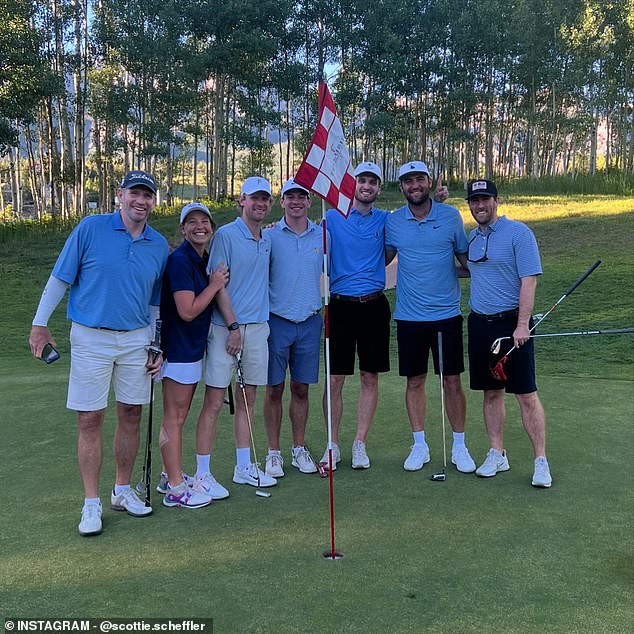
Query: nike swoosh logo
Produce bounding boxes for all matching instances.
[433,225,441,229]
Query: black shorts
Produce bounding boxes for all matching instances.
[327,293,391,375]
[468,312,537,394]
[396,316,464,377]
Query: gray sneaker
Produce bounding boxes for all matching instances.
[265,452,285,478]
[531,456,552,488]
[320,443,341,471]
[156,471,193,494]
[78,502,102,536]
[111,487,152,516]
[291,447,318,474]
[476,448,510,478]
[192,473,230,500]
[351,440,370,469]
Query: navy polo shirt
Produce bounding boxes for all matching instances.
[161,240,212,363]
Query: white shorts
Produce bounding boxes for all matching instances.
[67,322,152,411]
[160,359,204,385]
[205,322,270,388]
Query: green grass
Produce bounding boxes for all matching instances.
[1,192,633,631]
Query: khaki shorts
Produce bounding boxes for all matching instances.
[205,322,269,387]
[67,322,152,411]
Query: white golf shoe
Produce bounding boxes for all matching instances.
[78,502,102,536]
[351,440,370,469]
[192,473,230,500]
[320,443,341,471]
[163,482,212,509]
[110,487,152,516]
[156,471,193,494]
[476,448,510,477]
[531,456,552,488]
[403,443,431,471]
[451,445,477,473]
[233,463,277,487]
[265,451,285,478]
[291,447,317,474]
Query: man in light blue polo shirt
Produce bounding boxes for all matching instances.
[29,170,169,536]
[196,176,277,491]
[466,179,551,488]
[263,179,324,477]
[385,161,476,474]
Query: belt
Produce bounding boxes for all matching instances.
[332,291,383,303]
[271,312,319,324]
[471,309,519,322]
[94,326,130,332]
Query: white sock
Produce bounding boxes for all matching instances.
[195,454,211,477]
[236,447,251,469]
[413,431,426,445]
[452,432,465,448]
[291,446,303,456]
[269,448,283,456]
[84,497,101,507]
[113,484,130,496]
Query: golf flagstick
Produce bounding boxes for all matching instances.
[431,331,447,482]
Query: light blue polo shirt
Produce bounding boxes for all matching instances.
[467,215,542,314]
[327,207,388,296]
[208,216,271,325]
[52,212,168,330]
[266,217,324,322]
[385,202,468,321]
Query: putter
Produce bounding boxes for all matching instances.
[235,354,271,498]
[490,260,601,381]
[490,327,634,354]
[431,331,447,482]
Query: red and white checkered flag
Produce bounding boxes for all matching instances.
[295,83,356,218]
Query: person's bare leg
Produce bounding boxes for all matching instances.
[77,410,105,498]
[264,382,284,450]
[443,374,466,433]
[323,374,346,445]
[235,384,257,451]
[354,371,378,442]
[114,402,142,486]
[516,392,546,457]
[289,380,309,446]
[195,385,226,455]
[482,389,506,452]
[405,374,427,432]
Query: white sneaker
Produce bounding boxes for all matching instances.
[320,443,341,471]
[156,471,193,494]
[78,502,102,536]
[292,447,317,473]
[351,440,370,469]
[233,463,277,487]
[451,445,477,473]
[163,482,212,509]
[532,456,552,488]
[476,448,510,477]
[404,443,430,471]
[192,473,230,500]
[265,452,285,478]
[110,487,152,516]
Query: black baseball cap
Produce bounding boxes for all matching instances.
[120,170,157,193]
[466,179,497,199]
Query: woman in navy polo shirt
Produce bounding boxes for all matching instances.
[158,202,231,509]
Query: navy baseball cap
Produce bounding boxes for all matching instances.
[120,170,157,193]
[466,179,498,199]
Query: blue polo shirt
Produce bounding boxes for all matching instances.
[52,212,168,330]
[208,216,271,325]
[266,217,324,322]
[160,240,212,363]
[327,207,388,296]
[467,215,542,314]
[385,202,468,321]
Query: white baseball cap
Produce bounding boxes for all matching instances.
[241,176,272,196]
[354,162,382,182]
[179,201,215,225]
[398,161,430,179]
[281,178,310,196]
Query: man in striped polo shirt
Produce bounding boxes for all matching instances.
[466,179,552,488]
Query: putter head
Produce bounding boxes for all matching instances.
[430,472,446,482]
[316,462,328,478]
[255,490,271,498]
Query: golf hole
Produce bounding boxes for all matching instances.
[322,550,344,560]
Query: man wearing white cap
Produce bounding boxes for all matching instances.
[263,179,324,477]
[385,161,476,474]
[195,176,277,492]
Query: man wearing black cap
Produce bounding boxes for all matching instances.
[29,170,169,535]
[466,179,552,488]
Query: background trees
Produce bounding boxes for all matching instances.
[1,0,632,217]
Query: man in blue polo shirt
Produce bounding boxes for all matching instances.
[466,179,552,488]
[385,161,476,474]
[195,176,277,491]
[263,179,323,477]
[29,170,169,536]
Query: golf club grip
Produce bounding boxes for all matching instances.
[437,331,444,375]
[563,260,601,296]
[153,319,162,347]
[227,383,235,415]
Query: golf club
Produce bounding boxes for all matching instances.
[225,383,235,415]
[235,353,271,498]
[431,331,447,482]
[141,319,162,507]
[490,327,634,353]
[490,259,601,381]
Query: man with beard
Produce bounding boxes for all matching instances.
[385,161,476,474]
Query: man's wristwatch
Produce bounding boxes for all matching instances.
[227,322,239,331]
